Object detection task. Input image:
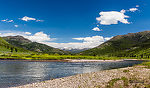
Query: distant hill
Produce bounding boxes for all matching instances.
[80,31,150,58]
[63,48,90,53]
[3,36,70,55]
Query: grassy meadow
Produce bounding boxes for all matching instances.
[0,52,149,60]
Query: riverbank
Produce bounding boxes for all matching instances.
[0,58,146,62]
[1,54,146,61]
[11,66,150,88]
[65,59,146,62]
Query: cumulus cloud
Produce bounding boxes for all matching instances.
[104,37,113,41]
[20,16,36,21]
[92,27,101,31]
[1,19,13,23]
[42,36,112,49]
[24,32,51,42]
[73,36,105,43]
[20,16,43,22]
[41,42,95,50]
[96,6,140,26]
[25,32,31,35]
[96,11,130,25]
[129,8,138,12]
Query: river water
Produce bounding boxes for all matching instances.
[0,60,143,88]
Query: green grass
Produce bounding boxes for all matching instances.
[106,77,128,88]
[140,61,150,66]
[0,52,149,60]
[139,61,150,68]
[0,53,131,60]
[123,69,130,73]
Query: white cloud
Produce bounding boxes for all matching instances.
[14,25,19,28]
[25,32,31,35]
[92,27,101,31]
[1,20,6,22]
[96,11,130,25]
[20,16,36,21]
[129,8,138,12]
[36,20,44,22]
[96,6,140,25]
[0,31,30,37]
[73,36,105,43]
[43,36,112,49]
[1,19,13,23]
[120,9,126,13]
[20,16,43,22]
[7,20,13,22]
[104,37,113,41]
[0,32,17,36]
[24,32,51,42]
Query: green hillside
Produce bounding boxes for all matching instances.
[3,36,69,55]
[0,37,30,54]
[0,36,100,60]
[80,31,150,59]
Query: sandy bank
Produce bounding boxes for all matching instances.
[11,66,150,88]
[65,59,124,62]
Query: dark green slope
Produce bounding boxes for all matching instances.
[3,36,69,55]
[0,37,29,53]
[81,31,150,58]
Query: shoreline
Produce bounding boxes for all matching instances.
[65,59,146,62]
[65,59,124,62]
[0,58,146,62]
[11,66,150,88]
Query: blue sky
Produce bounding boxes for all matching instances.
[0,0,149,49]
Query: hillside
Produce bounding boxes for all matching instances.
[80,31,150,58]
[3,36,69,55]
[0,37,30,54]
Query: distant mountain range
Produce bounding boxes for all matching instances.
[0,30,150,58]
[63,48,89,53]
[80,31,150,58]
[3,36,69,55]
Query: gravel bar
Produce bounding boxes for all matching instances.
[11,66,150,88]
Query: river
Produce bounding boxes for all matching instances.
[0,60,143,88]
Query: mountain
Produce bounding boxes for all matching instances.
[0,37,29,53]
[3,36,69,55]
[80,31,150,58]
[63,48,90,53]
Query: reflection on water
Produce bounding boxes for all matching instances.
[0,60,143,88]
